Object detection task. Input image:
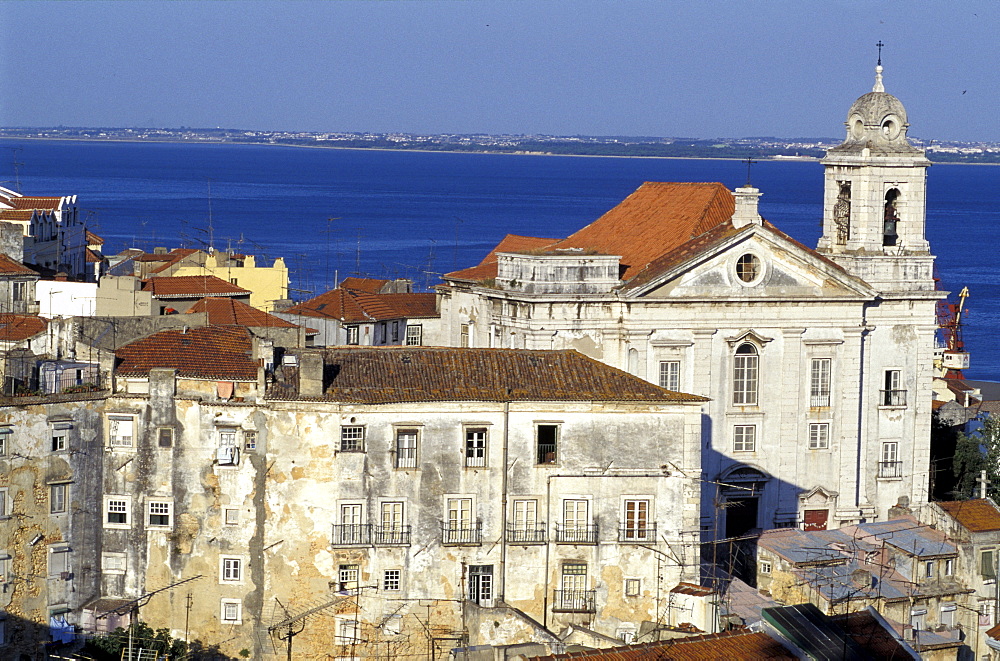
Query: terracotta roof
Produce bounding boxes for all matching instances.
[622,219,744,292]
[288,347,708,404]
[527,629,793,660]
[148,248,199,273]
[986,622,1000,641]
[339,277,390,294]
[0,254,38,275]
[446,234,557,281]
[85,248,103,263]
[670,582,715,596]
[938,499,1000,532]
[283,288,438,322]
[115,326,258,380]
[6,196,62,211]
[549,182,735,282]
[188,296,300,328]
[86,230,104,245]
[0,314,46,341]
[142,275,251,298]
[0,209,36,221]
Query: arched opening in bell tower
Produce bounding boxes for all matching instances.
[834,182,851,245]
[883,188,900,246]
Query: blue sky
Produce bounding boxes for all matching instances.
[1,1,997,141]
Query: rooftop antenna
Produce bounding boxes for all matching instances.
[207,178,215,253]
[743,157,756,187]
[9,147,24,193]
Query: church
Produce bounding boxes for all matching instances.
[437,63,938,542]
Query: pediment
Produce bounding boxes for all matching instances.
[799,485,840,505]
[629,225,877,300]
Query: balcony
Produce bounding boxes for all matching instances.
[373,525,411,546]
[332,524,371,546]
[442,522,482,546]
[552,589,597,613]
[618,524,657,543]
[536,443,557,464]
[880,389,907,407]
[878,461,903,479]
[810,394,830,408]
[555,523,598,545]
[506,524,547,545]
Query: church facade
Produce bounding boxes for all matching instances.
[437,65,939,541]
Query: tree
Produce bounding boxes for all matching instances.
[80,620,238,660]
[952,413,1000,500]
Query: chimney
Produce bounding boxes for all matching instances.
[298,352,324,397]
[0,221,24,263]
[731,187,763,228]
[153,246,168,254]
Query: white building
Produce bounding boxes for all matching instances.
[437,65,939,540]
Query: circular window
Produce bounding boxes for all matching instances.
[736,253,762,284]
[850,116,865,140]
[881,115,900,140]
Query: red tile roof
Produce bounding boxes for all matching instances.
[6,196,62,211]
[0,254,38,275]
[446,234,557,282]
[0,209,36,221]
[115,326,258,380]
[339,277,390,294]
[148,248,199,274]
[281,347,708,404]
[283,288,438,322]
[142,275,251,299]
[938,499,1000,532]
[0,314,46,341]
[188,296,300,328]
[86,230,104,245]
[550,182,735,281]
[528,630,793,660]
[85,248,103,263]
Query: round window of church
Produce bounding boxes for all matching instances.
[881,116,900,140]
[736,254,761,284]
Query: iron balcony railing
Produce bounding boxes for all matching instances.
[810,394,830,407]
[552,589,597,613]
[332,524,371,546]
[465,453,487,468]
[373,525,411,546]
[442,522,483,546]
[555,523,599,545]
[618,523,657,543]
[880,389,907,407]
[536,443,557,464]
[506,524,547,545]
[878,461,903,479]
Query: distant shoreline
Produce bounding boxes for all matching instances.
[3,134,998,165]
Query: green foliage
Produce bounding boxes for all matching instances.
[80,620,240,660]
[952,413,1000,500]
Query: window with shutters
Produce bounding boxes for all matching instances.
[621,499,653,542]
[108,415,134,448]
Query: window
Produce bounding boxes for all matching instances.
[225,508,240,526]
[338,564,359,592]
[102,552,126,575]
[465,428,487,467]
[810,358,831,407]
[883,188,900,247]
[881,369,905,406]
[447,498,473,537]
[0,488,7,518]
[760,560,772,574]
[808,423,830,450]
[340,426,365,452]
[243,431,257,450]
[0,553,11,584]
[559,499,594,543]
[622,499,652,541]
[346,326,359,345]
[405,324,422,346]
[945,558,955,576]
[383,569,401,591]
[147,501,172,528]
[391,321,400,343]
[338,504,365,544]
[158,427,174,448]
[982,550,996,580]
[468,565,493,605]
[395,429,418,468]
[460,324,470,347]
[925,560,935,579]
[910,607,926,632]
[0,426,10,456]
[940,602,957,627]
[658,360,680,391]
[733,344,759,405]
[511,499,539,539]
[380,501,404,534]
[51,423,71,452]
[624,578,641,597]
[559,563,590,610]
[337,618,360,643]
[382,614,402,636]
[104,496,130,528]
[879,442,901,478]
[108,415,134,448]
[736,254,761,283]
[50,484,68,514]
[221,600,242,624]
[48,545,71,577]
[221,557,242,583]
[536,424,558,464]
[217,428,239,465]
[734,425,756,452]
[12,281,25,303]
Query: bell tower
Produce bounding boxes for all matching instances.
[817,57,934,292]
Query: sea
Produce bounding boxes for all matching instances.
[2,138,998,381]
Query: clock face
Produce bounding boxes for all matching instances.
[881,115,901,140]
[850,114,865,140]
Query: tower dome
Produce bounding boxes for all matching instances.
[832,65,921,154]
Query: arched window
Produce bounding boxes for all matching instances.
[883,188,900,247]
[733,343,759,405]
[834,182,851,245]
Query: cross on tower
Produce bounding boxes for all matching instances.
[876,40,884,66]
[743,157,756,187]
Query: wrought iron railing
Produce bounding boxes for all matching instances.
[332,524,371,546]
[555,523,598,544]
[878,461,902,479]
[536,443,557,464]
[552,589,596,613]
[506,524,547,545]
[373,525,411,546]
[880,389,907,407]
[442,522,482,545]
[618,523,657,543]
